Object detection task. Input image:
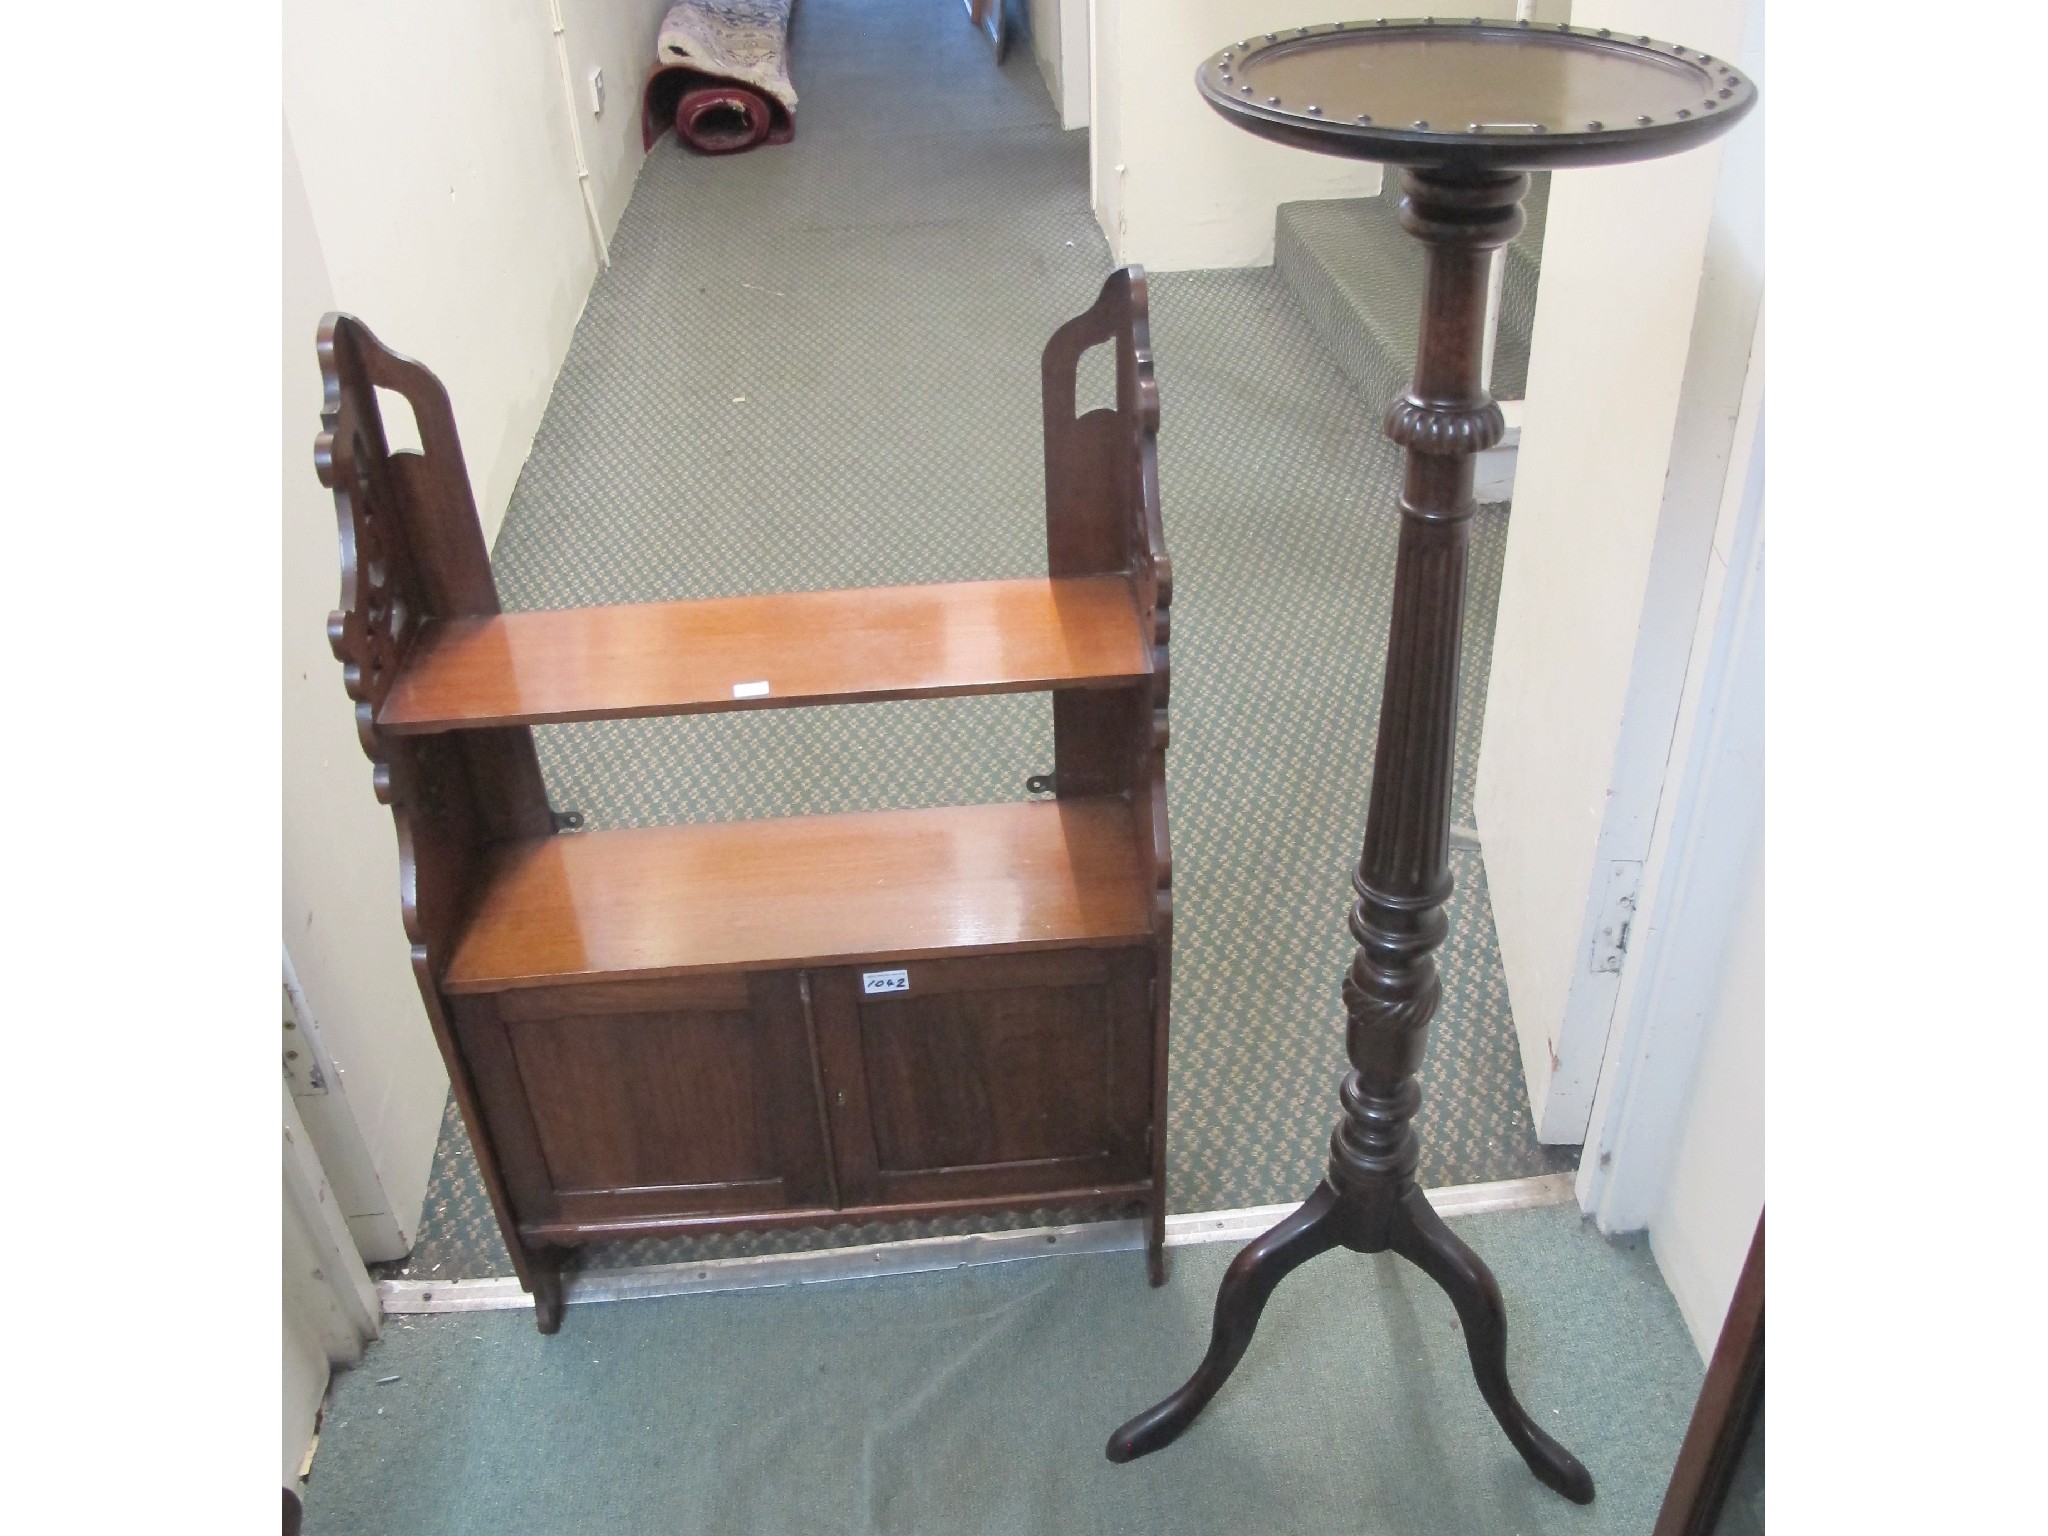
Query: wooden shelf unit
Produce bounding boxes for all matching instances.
[316,268,1173,1332]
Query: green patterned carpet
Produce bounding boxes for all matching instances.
[314,1206,1697,1536]
[379,0,1572,1284]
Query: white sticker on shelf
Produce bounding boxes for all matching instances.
[732,680,771,698]
[861,969,910,996]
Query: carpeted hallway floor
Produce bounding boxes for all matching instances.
[308,1203,1699,1534]
[384,0,1573,1284]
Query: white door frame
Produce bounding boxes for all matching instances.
[283,1078,381,1485]
[283,946,412,1261]
[1476,0,1763,1143]
[1576,352,1764,1231]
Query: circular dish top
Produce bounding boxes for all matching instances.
[1199,18,1756,170]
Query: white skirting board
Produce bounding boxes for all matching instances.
[1473,398,1524,504]
[377,1173,1577,1316]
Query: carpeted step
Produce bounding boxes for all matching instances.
[1276,171,1550,411]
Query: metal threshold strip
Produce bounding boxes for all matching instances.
[378,1173,1575,1316]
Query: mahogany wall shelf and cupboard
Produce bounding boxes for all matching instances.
[316,269,1173,1331]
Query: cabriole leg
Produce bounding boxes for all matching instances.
[1390,1187,1594,1503]
[1106,1182,1345,1462]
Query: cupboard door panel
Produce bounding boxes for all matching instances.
[457,972,831,1221]
[862,983,1113,1170]
[813,948,1154,1205]
[507,1007,774,1193]
[450,996,561,1222]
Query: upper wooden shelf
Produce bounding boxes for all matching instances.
[377,575,1149,733]
[442,797,1153,993]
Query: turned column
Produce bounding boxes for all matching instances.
[1331,167,1524,1224]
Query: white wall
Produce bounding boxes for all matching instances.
[560,0,670,238]
[1029,0,1091,129]
[1090,1,1380,269]
[284,0,655,541]
[1653,809,1764,1357]
[1476,0,1762,1140]
[283,0,655,1255]
[1088,0,1124,248]
[283,120,450,1253]
[1575,391,1765,1358]
[1088,2,1559,270]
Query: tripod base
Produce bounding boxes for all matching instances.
[1106,1181,1595,1505]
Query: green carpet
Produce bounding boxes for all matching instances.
[380,0,1572,1284]
[310,1204,1698,1534]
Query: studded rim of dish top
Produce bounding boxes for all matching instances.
[1194,18,1756,171]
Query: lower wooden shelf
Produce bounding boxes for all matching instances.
[444,797,1155,992]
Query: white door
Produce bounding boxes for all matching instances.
[1474,0,1763,1142]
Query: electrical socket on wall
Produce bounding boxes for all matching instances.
[589,67,604,116]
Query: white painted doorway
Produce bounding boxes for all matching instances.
[1474,0,1763,1144]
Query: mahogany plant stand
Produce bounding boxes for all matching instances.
[1104,20,1757,1505]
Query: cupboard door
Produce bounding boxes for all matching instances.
[809,948,1154,1209]
[451,972,833,1232]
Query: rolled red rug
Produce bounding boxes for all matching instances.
[674,84,773,154]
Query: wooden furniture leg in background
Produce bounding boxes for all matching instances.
[963,0,1008,63]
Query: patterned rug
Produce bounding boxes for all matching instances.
[376,0,1573,1285]
[658,0,799,115]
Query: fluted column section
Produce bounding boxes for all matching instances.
[1330,167,1528,1202]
